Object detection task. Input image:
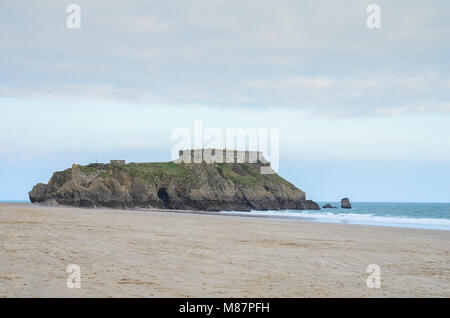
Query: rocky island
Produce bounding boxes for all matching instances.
[29,149,320,212]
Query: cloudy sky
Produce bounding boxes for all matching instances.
[1,0,449,202]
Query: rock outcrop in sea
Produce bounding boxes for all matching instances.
[341,198,352,209]
[29,151,320,212]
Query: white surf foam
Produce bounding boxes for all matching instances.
[218,210,450,231]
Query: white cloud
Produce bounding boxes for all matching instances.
[0,0,449,116]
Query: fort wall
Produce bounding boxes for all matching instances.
[175,149,270,164]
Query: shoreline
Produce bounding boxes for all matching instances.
[6,202,450,232]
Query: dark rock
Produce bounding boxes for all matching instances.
[322,203,337,209]
[29,183,48,203]
[341,198,352,209]
[29,161,320,212]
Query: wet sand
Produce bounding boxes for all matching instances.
[0,203,449,297]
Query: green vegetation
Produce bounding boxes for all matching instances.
[215,162,296,189]
[215,163,258,187]
[71,161,298,190]
[121,162,190,182]
[50,168,73,188]
[78,165,99,174]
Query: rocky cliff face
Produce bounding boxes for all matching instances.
[29,162,320,211]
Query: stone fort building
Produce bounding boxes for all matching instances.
[175,149,270,164]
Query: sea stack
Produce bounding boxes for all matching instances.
[29,150,320,212]
[341,198,352,209]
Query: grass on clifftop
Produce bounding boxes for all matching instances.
[121,162,190,181]
[215,162,297,189]
[76,161,299,190]
[78,165,99,174]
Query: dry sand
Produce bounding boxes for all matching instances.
[0,203,449,297]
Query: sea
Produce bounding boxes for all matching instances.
[220,202,450,231]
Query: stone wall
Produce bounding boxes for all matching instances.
[110,160,126,166]
[175,149,270,164]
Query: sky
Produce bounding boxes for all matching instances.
[1,0,449,202]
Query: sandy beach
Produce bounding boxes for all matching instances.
[0,203,449,297]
